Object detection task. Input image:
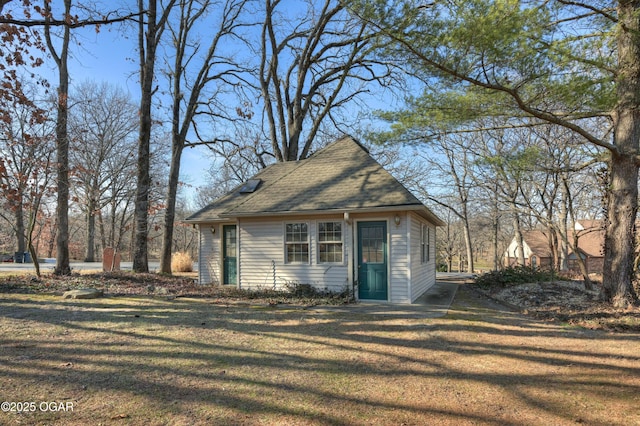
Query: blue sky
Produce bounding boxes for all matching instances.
[31,0,405,207]
[38,21,214,204]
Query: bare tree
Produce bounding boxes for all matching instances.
[260,0,393,161]
[522,124,604,287]
[158,0,251,274]
[98,137,138,255]
[42,0,141,274]
[473,126,541,267]
[423,135,477,273]
[436,209,463,273]
[0,84,55,267]
[133,0,176,272]
[68,81,138,261]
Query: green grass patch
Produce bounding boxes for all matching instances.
[475,266,557,288]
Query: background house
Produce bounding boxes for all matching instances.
[185,136,444,303]
[570,220,605,274]
[504,220,605,274]
[504,230,554,269]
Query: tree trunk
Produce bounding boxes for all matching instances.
[462,215,474,273]
[47,216,56,258]
[109,199,117,248]
[603,152,637,307]
[117,199,130,253]
[132,105,151,272]
[45,0,72,275]
[559,207,568,272]
[492,214,499,270]
[602,0,640,307]
[573,231,594,290]
[159,143,183,274]
[14,197,25,253]
[132,0,158,273]
[445,220,453,272]
[98,209,106,257]
[27,199,42,277]
[547,225,558,273]
[54,77,71,275]
[514,213,525,266]
[84,196,96,262]
[490,185,500,270]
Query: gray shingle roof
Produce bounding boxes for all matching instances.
[186,136,443,225]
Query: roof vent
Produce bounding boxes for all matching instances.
[239,179,262,193]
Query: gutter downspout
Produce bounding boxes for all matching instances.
[344,212,355,300]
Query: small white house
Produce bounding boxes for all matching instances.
[185,136,444,303]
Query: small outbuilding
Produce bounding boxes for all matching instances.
[185,136,444,303]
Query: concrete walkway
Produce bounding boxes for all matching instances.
[311,281,460,319]
[413,281,460,310]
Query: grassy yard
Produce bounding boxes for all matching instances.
[0,286,639,425]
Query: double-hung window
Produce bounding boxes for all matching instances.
[318,222,343,263]
[285,223,309,263]
[421,224,430,263]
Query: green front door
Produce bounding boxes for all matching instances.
[223,225,237,285]
[357,221,388,300]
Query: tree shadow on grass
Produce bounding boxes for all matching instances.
[0,288,639,425]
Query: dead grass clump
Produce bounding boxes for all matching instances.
[171,252,193,272]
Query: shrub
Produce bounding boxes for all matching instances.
[284,281,354,304]
[436,263,448,272]
[475,266,556,288]
[285,282,322,298]
[171,252,193,272]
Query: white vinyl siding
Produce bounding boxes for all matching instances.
[197,211,438,303]
[199,225,221,285]
[239,217,349,293]
[409,213,437,301]
[389,213,410,303]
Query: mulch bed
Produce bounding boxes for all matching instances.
[474,280,640,332]
[0,271,353,305]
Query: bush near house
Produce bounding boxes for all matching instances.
[171,252,193,272]
[0,272,355,306]
[475,266,558,288]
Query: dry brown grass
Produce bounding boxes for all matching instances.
[0,285,639,425]
[171,252,193,273]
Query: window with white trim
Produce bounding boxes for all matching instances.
[421,224,430,263]
[318,221,343,263]
[285,223,309,263]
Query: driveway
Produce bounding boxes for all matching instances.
[0,260,162,273]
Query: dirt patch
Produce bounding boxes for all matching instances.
[474,280,640,332]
